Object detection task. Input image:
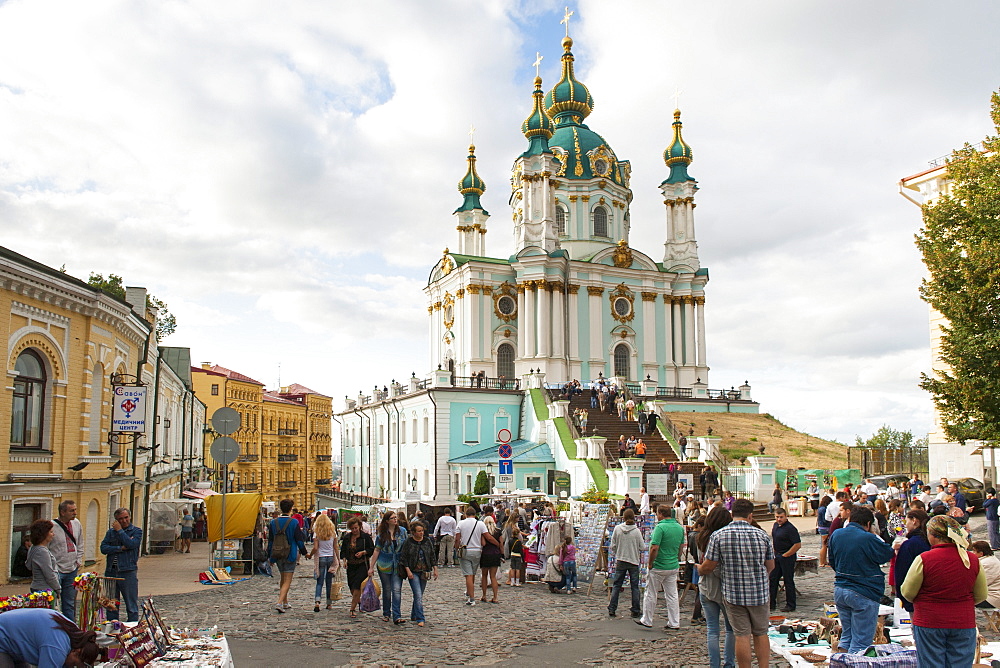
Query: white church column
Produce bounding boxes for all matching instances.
[642,293,656,370]
[671,297,683,370]
[516,285,526,359]
[537,281,551,358]
[459,289,471,368]
[552,283,565,359]
[684,296,696,366]
[524,282,537,358]
[588,286,604,370]
[695,296,707,368]
[469,288,481,361]
[567,285,580,361]
[662,295,675,367]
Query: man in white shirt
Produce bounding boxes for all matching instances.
[826,491,847,523]
[433,508,458,567]
[456,507,487,605]
[49,500,84,620]
[861,479,879,498]
[639,487,651,515]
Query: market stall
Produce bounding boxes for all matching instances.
[206,492,263,575]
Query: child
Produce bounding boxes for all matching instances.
[560,536,577,593]
[508,528,524,587]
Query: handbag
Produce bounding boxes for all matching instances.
[359,576,380,613]
[330,570,343,601]
[456,519,480,559]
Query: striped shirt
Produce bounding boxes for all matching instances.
[704,519,774,606]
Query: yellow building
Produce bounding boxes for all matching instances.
[191,365,331,510]
[1,245,204,580]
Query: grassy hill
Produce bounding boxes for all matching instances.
[665,411,848,470]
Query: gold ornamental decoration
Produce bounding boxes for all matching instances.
[440,248,454,276]
[493,282,518,323]
[609,283,635,323]
[612,240,633,268]
[442,293,455,330]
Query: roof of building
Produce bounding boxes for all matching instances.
[455,144,487,214]
[160,347,192,387]
[281,383,323,396]
[448,439,554,464]
[199,364,264,386]
[662,109,695,185]
[263,391,301,405]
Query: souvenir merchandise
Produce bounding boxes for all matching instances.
[118,621,163,667]
[604,513,656,589]
[0,589,55,613]
[574,504,610,584]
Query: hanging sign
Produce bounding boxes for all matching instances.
[112,385,148,433]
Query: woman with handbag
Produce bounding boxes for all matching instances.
[310,514,341,612]
[399,521,438,626]
[479,516,503,603]
[369,511,408,624]
[340,517,374,618]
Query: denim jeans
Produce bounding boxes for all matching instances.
[833,586,879,654]
[988,519,1000,549]
[105,568,139,622]
[701,595,736,668]
[913,625,977,667]
[378,571,403,620]
[562,560,577,589]
[407,575,428,622]
[59,569,78,621]
[314,557,335,601]
[608,562,641,616]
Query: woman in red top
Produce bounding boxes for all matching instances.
[899,515,988,667]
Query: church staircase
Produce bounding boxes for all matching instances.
[563,391,706,495]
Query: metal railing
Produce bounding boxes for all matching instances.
[236,454,259,462]
[655,386,694,399]
[451,376,521,391]
[240,483,259,491]
[315,455,332,462]
[277,454,298,462]
[319,489,387,505]
[277,480,297,488]
[315,478,332,485]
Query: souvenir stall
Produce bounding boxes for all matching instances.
[524,516,573,579]
[574,504,610,586]
[602,513,657,592]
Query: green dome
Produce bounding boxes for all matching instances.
[548,123,625,184]
[521,76,553,157]
[455,144,487,213]
[662,109,695,184]
[544,37,594,123]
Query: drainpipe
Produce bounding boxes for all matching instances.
[351,406,369,495]
[141,349,162,555]
[382,402,393,499]
[129,321,152,517]
[428,391,439,499]
[331,413,343,491]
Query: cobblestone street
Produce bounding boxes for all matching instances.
[149,515,996,666]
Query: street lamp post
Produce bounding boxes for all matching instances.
[486,462,494,492]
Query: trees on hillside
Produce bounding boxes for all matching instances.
[854,425,927,450]
[915,90,1000,444]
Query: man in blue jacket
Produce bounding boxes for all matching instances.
[100,507,143,622]
[827,506,894,654]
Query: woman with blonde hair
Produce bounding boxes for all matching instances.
[479,515,502,603]
[309,513,340,611]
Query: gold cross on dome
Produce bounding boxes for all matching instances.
[533,52,543,77]
[469,123,476,145]
[672,87,684,110]
[561,7,574,37]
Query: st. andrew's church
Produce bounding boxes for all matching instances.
[336,29,755,505]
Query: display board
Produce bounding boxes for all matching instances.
[605,513,657,589]
[118,621,163,667]
[574,503,610,584]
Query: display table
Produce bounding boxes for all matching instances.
[148,636,233,668]
[794,554,818,576]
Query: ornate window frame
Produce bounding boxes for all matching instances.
[609,283,636,323]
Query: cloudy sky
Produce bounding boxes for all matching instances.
[2,0,998,445]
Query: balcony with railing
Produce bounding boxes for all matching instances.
[236,454,259,463]
[315,455,332,462]
[315,478,332,486]
[277,480,297,488]
[345,373,518,411]
[451,376,521,391]
[240,483,259,491]
[277,454,299,463]
[277,428,299,436]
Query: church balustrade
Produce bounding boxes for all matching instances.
[452,375,521,391]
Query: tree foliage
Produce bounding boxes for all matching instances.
[87,272,177,342]
[915,90,1000,443]
[473,470,490,495]
[854,424,926,450]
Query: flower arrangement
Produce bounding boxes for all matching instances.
[73,571,99,590]
[0,590,55,614]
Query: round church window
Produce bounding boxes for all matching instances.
[497,295,516,315]
[443,303,454,323]
[594,158,609,176]
[614,297,631,318]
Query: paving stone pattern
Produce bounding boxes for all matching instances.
[151,515,997,666]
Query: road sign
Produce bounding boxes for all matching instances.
[497,428,511,443]
[210,436,241,466]
[211,407,241,435]
[498,443,513,459]
[498,474,514,484]
[498,459,513,475]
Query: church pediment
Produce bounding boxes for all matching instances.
[589,242,658,271]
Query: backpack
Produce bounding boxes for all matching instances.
[271,517,292,561]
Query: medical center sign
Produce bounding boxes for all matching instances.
[112,385,148,433]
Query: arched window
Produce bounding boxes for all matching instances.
[89,363,104,452]
[555,206,566,235]
[497,343,515,380]
[11,350,46,449]
[613,343,630,379]
[593,206,608,237]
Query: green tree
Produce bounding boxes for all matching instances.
[854,425,918,450]
[915,90,1000,444]
[473,470,490,495]
[87,273,177,342]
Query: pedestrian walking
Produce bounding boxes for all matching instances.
[456,507,486,605]
[699,498,775,668]
[560,536,578,592]
[400,520,438,626]
[100,507,143,622]
[26,520,61,608]
[432,507,458,566]
[49,500,84,620]
[310,514,341,612]
[696,506,737,668]
[900,514,988,666]
[639,487,650,515]
[369,511,408,624]
[608,508,644,618]
[635,504,685,630]
[507,528,524,587]
[340,517,375,618]
[268,499,307,614]
[637,409,648,435]
[984,488,1000,549]
[479,516,503,603]
[647,409,658,434]
[768,508,801,612]
[767,484,783,514]
[178,507,194,553]
[828,505,894,654]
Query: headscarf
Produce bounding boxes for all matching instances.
[926,514,971,568]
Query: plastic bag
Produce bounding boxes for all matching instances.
[330,570,343,601]
[359,577,380,613]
